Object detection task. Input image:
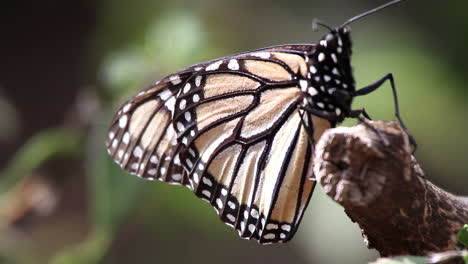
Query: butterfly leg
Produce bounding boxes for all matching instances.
[355,107,372,120]
[354,73,417,153]
[349,108,390,147]
[298,105,340,122]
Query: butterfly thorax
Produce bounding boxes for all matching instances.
[303,26,355,122]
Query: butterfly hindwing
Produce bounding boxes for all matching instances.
[106,72,194,184]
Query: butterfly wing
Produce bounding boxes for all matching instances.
[171,46,332,243]
[106,44,333,244]
[106,71,195,184]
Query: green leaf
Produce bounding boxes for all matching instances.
[87,112,142,232]
[462,250,468,263]
[49,111,143,264]
[370,256,427,264]
[49,229,112,264]
[457,224,468,247]
[0,129,83,194]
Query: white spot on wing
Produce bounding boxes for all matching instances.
[251,52,270,59]
[188,148,196,157]
[266,223,278,230]
[122,103,132,113]
[159,90,172,101]
[172,155,180,166]
[122,132,130,145]
[216,198,223,208]
[184,112,191,122]
[176,122,184,131]
[240,221,246,231]
[172,174,182,181]
[186,159,193,168]
[179,99,186,110]
[251,209,259,219]
[221,188,228,196]
[299,80,308,91]
[165,96,176,112]
[206,60,223,71]
[195,76,202,87]
[243,210,249,219]
[133,146,143,158]
[227,59,239,70]
[183,83,191,93]
[202,190,211,198]
[202,177,212,186]
[170,75,181,85]
[119,115,128,128]
[226,214,236,222]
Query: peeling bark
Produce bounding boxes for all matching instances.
[313,121,468,257]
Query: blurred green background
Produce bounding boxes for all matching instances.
[0,0,467,263]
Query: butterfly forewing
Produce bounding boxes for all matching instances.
[107,44,335,244]
[168,46,332,243]
[106,73,193,184]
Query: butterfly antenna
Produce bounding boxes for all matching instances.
[312,18,333,32]
[341,0,405,27]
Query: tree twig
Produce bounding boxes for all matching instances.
[313,121,468,257]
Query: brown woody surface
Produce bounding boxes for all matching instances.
[313,121,468,257]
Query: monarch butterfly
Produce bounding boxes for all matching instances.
[106,0,408,244]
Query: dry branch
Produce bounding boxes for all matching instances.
[313,121,468,257]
